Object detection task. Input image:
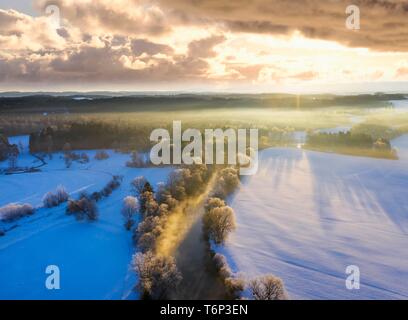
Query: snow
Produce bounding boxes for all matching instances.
[217,147,408,299]
[0,137,172,300]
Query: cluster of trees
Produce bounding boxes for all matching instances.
[126,151,147,168]
[29,122,153,154]
[306,131,392,150]
[212,166,240,200]
[94,150,110,160]
[89,175,123,201]
[213,254,288,300]
[42,186,69,208]
[0,133,19,169]
[0,203,35,222]
[62,143,90,168]
[213,253,244,299]
[132,164,215,299]
[67,194,98,221]
[132,251,182,300]
[66,175,123,221]
[132,176,178,253]
[203,198,236,245]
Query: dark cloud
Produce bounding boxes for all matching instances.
[131,39,174,56]
[159,0,408,51]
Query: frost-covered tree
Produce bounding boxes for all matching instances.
[205,197,226,213]
[131,176,148,196]
[214,167,240,199]
[122,196,139,230]
[203,206,236,244]
[43,186,69,208]
[249,275,288,300]
[133,251,182,300]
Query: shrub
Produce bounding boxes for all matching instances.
[249,275,288,300]
[94,150,109,160]
[0,203,35,222]
[203,206,236,244]
[42,192,59,208]
[80,153,90,163]
[122,196,139,230]
[133,251,182,300]
[56,186,69,203]
[66,195,98,221]
[126,151,146,167]
[90,191,102,202]
[43,186,69,208]
[101,175,122,197]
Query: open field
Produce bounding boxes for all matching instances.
[215,139,408,299]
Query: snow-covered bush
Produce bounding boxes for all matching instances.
[66,195,98,221]
[0,203,35,222]
[203,206,236,244]
[126,151,146,167]
[249,275,288,300]
[56,186,69,203]
[122,196,139,230]
[101,175,122,197]
[43,186,69,208]
[133,251,182,300]
[42,192,59,208]
[94,150,109,160]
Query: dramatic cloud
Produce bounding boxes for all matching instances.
[1,0,408,90]
[158,0,408,51]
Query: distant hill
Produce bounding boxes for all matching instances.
[0,93,406,114]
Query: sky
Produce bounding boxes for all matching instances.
[0,0,408,93]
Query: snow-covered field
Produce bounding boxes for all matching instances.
[217,145,408,299]
[0,137,172,300]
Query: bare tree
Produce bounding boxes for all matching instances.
[249,275,289,300]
